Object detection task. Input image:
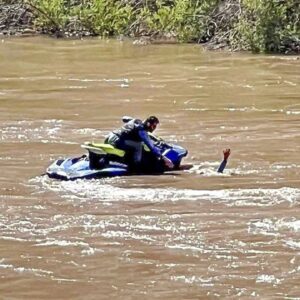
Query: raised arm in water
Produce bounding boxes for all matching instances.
[217,149,231,173]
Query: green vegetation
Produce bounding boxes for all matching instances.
[5,0,300,53]
[232,0,300,53]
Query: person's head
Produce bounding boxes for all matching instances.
[143,116,159,132]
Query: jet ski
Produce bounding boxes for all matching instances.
[46,134,188,180]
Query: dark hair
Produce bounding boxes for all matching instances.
[144,116,159,125]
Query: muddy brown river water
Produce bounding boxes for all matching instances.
[0,37,300,299]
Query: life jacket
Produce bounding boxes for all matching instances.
[113,118,144,142]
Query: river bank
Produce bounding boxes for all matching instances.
[0,0,299,54]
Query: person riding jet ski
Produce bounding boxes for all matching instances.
[105,116,174,172]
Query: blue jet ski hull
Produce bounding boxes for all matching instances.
[47,157,129,180]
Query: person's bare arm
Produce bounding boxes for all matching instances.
[217,149,231,173]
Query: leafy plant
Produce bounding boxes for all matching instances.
[30,0,68,30]
[76,0,134,36]
[26,0,299,53]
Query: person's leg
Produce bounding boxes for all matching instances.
[123,140,143,164]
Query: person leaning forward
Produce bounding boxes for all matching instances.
[105,116,174,171]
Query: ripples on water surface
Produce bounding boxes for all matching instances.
[0,37,300,299]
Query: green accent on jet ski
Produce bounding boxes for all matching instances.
[81,142,125,157]
[82,133,161,156]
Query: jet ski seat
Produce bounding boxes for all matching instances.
[81,142,126,157]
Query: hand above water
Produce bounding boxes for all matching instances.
[223,148,231,161]
[162,155,174,169]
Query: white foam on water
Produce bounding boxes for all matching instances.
[0,236,28,242]
[102,230,156,242]
[286,110,300,115]
[68,77,129,83]
[0,119,64,142]
[171,274,213,286]
[34,238,102,256]
[73,128,107,137]
[182,106,300,117]
[35,238,90,248]
[30,176,300,206]
[187,162,232,176]
[167,243,205,252]
[285,240,300,249]
[67,85,87,89]
[256,274,281,284]
[0,259,53,277]
[0,259,78,282]
[248,218,300,239]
